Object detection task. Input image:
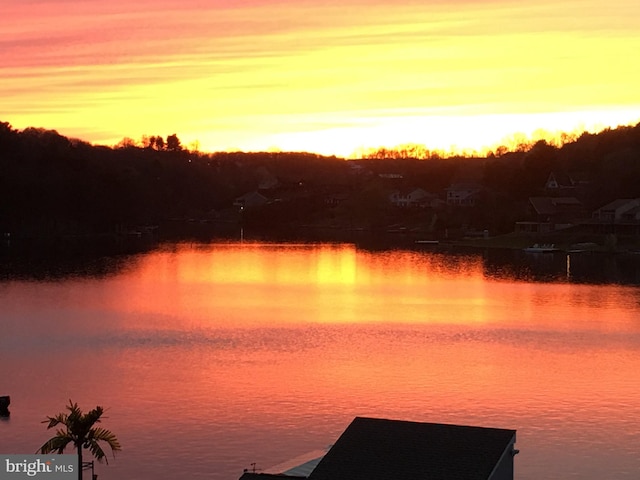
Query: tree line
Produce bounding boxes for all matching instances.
[1,120,639,239]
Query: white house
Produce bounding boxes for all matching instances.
[446,183,482,206]
[389,188,429,207]
[592,199,640,221]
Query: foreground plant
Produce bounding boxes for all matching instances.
[39,400,121,480]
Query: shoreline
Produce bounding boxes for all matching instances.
[2,221,639,255]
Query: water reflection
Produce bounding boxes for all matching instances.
[3,238,640,285]
[0,247,143,281]
[1,243,640,480]
[479,248,640,285]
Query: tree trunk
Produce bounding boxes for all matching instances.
[77,443,83,480]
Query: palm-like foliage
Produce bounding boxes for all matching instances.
[39,400,121,480]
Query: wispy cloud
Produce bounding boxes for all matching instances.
[2,0,639,154]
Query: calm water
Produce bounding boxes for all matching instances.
[1,242,640,480]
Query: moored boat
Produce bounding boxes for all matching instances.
[523,243,559,253]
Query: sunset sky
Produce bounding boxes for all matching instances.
[2,0,640,156]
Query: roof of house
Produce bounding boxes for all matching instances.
[234,191,269,206]
[265,448,330,477]
[550,197,582,206]
[390,188,431,200]
[595,198,640,212]
[307,417,516,480]
[529,197,582,215]
[546,171,574,188]
[397,187,429,196]
[239,474,306,480]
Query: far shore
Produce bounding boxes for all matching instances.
[3,221,639,256]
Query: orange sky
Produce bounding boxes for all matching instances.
[2,0,640,156]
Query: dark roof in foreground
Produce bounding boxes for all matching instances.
[307,417,516,480]
[240,473,306,480]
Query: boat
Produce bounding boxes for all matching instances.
[523,243,559,253]
[415,240,439,245]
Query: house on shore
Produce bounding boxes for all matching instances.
[446,183,483,207]
[544,171,590,198]
[233,191,269,210]
[515,196,586,234]
[240,417,518,480]
[583,198,640,235]
[388,188,430,208]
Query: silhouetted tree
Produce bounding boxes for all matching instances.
[39,400,121,480]
[115,137,136,149]
[2,118,640,239]
[141,135,153,149]
[154,135,165,151]
[166,134,182,152]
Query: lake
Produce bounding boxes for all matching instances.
[1,241,639,480]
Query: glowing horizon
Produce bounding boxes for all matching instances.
[2,0,640,157]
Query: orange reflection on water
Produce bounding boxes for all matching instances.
[109,243,497,327]
[96,243,640,330]
[3,243,640,480]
